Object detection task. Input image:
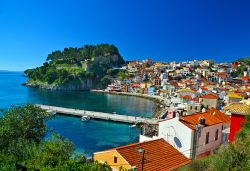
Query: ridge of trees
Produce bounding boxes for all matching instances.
[24,44,125,87]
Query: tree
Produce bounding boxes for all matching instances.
[25,43,126,89]
[0,104,112,170]
[117,70,129,81]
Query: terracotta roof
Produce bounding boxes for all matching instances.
[114,139,190,171]
[210,108,230,123]
[200,86,208,91]
[192,97,199,102]
[180,108,229,130]
[242,76,250,81]
[223,102,250,115]
[200,93,218,99]
[177,89,196,93]
[232,61,241,67]
[206,82,217,85]
[218,72,227,78]
[181,95,192,99]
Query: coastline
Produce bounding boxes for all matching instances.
[90,89,167,118]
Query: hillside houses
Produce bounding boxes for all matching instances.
[97,58,250,170]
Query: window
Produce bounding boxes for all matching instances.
[222,125,224,130]
[205,132,209,144]
[215,129,219,141]
[195,106,198,110]
[114,156,118,163]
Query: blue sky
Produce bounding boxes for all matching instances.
[1,0,250,71]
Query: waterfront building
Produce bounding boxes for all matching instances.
[106,80,121,91]
[153,76,161,86]
[147,86,156,95]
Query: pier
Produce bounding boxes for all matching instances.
[36,104,159,124]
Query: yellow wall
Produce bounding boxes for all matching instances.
[94,150,131,171]
[199,98,218,108]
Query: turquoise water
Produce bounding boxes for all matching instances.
[0,71,155,156]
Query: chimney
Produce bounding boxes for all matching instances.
[198,117,205,125]
[201,108,206,113]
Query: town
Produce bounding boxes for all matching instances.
[93,58,250,170]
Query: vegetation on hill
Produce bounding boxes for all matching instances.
[230,65,247,78]
[237,56,250,65]
[0,104,112,170]
[24,44,125,90]
[180,115,250,171]
[230,57,250,78]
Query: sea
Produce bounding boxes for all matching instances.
[0,71,155,156]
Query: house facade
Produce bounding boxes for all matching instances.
[154,108,230,159]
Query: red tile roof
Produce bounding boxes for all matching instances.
[200,86,208,90]
[200,93,218,99]
[218,72,227,78]
[180,108,230,130]
[114,139,190,171]
[210,108,230,123]
[242,76,250,81]
[206,82,217,85]
[192,97,199,102]
[181,95,192,99]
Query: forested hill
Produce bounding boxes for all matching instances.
[24,44,125,90]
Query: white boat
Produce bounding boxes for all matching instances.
[81,115,90,121]
[129,123,137,128]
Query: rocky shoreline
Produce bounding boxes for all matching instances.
[91,89,167,118]
[23,79,97,91]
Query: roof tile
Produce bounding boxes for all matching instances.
[114,139,190,171]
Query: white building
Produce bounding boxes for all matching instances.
[140,108,230,159]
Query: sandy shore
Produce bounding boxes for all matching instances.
[90,89,167,118]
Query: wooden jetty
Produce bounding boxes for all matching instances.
[36,104,159,124]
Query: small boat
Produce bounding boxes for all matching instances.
[81,115,90,121]
[129,123,137,128]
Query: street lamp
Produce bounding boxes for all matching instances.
[137,147,145,171]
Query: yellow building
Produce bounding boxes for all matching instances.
[140,82,152,89]
[199,93,218,109]
[93,139,190,171]
[226,92,243,103]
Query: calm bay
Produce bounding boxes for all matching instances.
[0,71,155,156]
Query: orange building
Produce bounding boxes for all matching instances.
[94,138,190,171]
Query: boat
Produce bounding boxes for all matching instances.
[130,122,138,128]
[81,115,90,121]
[129,124,137,128]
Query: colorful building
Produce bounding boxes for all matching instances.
[223,101,250,142]
[156,108,230,159]
[94,139,190,171]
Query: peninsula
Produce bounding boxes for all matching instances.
[24,44,125,90]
